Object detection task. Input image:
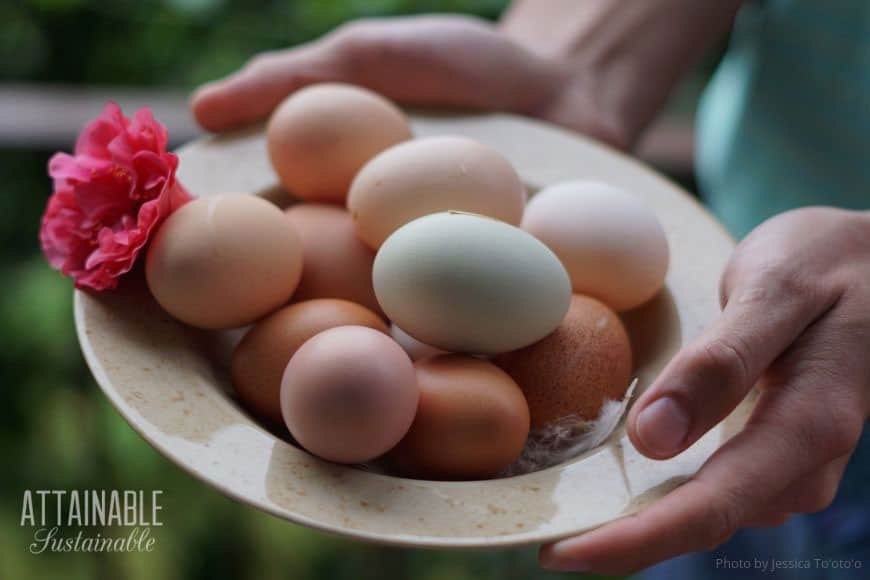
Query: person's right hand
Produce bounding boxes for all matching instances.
[190,15,630,149]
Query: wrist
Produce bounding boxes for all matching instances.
[501,0,744,147]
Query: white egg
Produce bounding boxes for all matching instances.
[522,181,669,311]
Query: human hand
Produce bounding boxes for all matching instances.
[541,207,870,574]
[190,15,631,148]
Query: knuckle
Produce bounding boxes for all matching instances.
[765,261,807,295]
[797,485,838,513]
[691,336,752,390]
[756,261,822,307]
[725,255,819,306]
[245,51,281,74]
[330,19,380,53]
[790,401,861,462]
[327,19,393,73]
[700,499,742,551]
[827,408,864,457]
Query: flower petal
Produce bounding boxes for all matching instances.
[74,102,127,159]
[40,102,184,291]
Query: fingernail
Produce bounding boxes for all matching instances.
[635,396,690,456]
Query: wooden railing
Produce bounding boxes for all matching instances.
[0,83,693,176]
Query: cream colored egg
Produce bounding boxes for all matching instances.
[266,83,412,204]
[522,181,669,311]
[373,212,571,354]
[347,136,526,249]
[145,194,302,329]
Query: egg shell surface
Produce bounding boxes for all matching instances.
[390,324,446,361]
[347,136,526,249]
[280,325,418,464]
[495,294,633,428]
[266,83,412,204]
[285,203,382,315]
[387,355,530,480]
[145,194,302,329]
[232,299,388,426]
[373,212,572,355]
[522,181,669,311]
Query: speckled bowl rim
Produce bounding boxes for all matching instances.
[75,111,751,549]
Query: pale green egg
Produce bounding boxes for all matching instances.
[373,212,571,355]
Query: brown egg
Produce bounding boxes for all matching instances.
[387,355,530,480]
[266,83,412,204]
[231,299,387,426]
[145,194,302,329]
[495,295,633,428]
[284,203,381,315]
[281,326,419,464]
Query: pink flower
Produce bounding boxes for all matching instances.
[39,102,191,291]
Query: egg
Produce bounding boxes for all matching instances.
[284,203,381,314]
[347,136,526,248]
[231,299,388,426]
[373,212,571,354]
[494,295,633,428]
[390,324,446,361]
[145,194,302,329]
[387,355,529,480]
[522,181,669,311]
[280,326,418,464]
[266,83,412,204]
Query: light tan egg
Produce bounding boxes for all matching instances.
[285,203,382,315]
[347,136,526,249]
[266,83,412,204]
[145,194,302,329]
[494,295,633,428]
[387,355,530,480]
[231,299,388,426]
[280,326,418,464]
[522,181,669,311]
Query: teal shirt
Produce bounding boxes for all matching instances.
[640,2,870,577]
[697,0,869,239]
[697,0,870,507]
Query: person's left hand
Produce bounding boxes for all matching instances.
[190,15,634,148]
[541,206,870,574]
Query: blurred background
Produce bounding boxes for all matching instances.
[1,1,716,578]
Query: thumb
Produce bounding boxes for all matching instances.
[627,269,838,459]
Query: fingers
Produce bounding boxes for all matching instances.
[540,372,861,574]
[191,41,344,132]
[743,454,850,528]
[192,16,564,133]
[744,511,791,528]
[762,453,852,516]
[627,266,838,459]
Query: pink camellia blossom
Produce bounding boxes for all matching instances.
[39,102,191,291]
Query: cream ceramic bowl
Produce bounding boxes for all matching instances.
[75,112,752,548]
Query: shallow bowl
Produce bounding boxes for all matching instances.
[76,112,750,548]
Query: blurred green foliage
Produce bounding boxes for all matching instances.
[1,1,619,579]
[1,0,506,87]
